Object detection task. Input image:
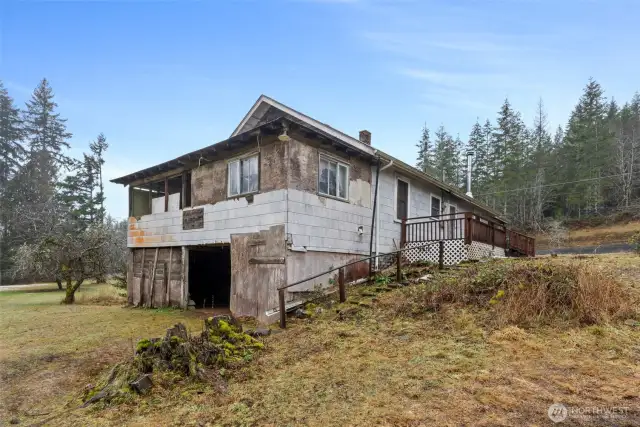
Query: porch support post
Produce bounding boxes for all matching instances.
[464,212,473,245]
[164,177,169,212]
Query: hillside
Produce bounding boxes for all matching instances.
[1,255,639,426]
[536,220,640,250]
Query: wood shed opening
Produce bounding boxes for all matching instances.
[188,245,231,309]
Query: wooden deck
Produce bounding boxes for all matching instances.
[401,212,535,257]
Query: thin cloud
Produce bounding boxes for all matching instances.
[399,68,513,88]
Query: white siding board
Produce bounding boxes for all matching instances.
[286,189,372,255]
[129,190,288,248]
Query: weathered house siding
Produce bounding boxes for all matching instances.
[372,166,480,253]
[128,247,184,307]
[128,190,287,247]
[123,131,501,322]
[287,189,371,253]
[190,137,286,206]
[231,225,286,318]
[282,135,374,298]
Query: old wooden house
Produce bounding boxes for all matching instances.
[112,96,534,323]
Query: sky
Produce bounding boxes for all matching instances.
[2,0,639,219]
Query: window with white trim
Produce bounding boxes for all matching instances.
[228,154,259,197]
[396,178,409,220]
[319,156,348,199]
[431,196,441,217]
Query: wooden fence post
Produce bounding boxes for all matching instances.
[338,268,346,303]
[439,240,445,270]
[396,251,402,283]
[279,289,286,329]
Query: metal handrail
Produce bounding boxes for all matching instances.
[277,241,438,291]
[277,241,441,328]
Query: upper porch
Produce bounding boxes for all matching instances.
[399,212,535,265]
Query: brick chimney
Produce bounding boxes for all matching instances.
[359,130,371,145]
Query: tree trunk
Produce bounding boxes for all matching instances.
[62,278,84,304]
[56,278,63,290]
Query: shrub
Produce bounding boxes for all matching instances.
[386,260,636,328]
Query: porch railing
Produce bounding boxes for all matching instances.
[401,212,535,257]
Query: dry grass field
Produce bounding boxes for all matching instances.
[1,255,639,426]
[536,221,640,250]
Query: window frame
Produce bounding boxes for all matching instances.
[227,152,260,198]
[430,195,442,218]
[394,175,411,222]
[318,154,349,201]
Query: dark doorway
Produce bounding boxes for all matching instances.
[188,246,231,308]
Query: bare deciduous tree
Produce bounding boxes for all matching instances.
[12,199,125,303]
[545,220,569,253]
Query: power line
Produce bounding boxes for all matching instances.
[474,172,640,196]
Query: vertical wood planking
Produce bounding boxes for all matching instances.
[166,248,173,305]
[180,247,187,308]
[149,248,159,307]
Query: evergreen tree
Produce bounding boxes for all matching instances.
[415,124,432,173]
[452,133,464,188]
[0,81,25,284]
[467,119,490,195]
[89,133,108,223]
[0,81,24,186]
[23,78,72,199]
[560,78,612,215]
[531,98,552,170]
[553,125,564,147]
[432,125,459,185]
[59,155,96,225]
[493,98,527,214]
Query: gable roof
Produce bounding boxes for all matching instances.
[232,95,376,156]
[235,95,503,220]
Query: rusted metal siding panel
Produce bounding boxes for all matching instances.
[230,225,286,322]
